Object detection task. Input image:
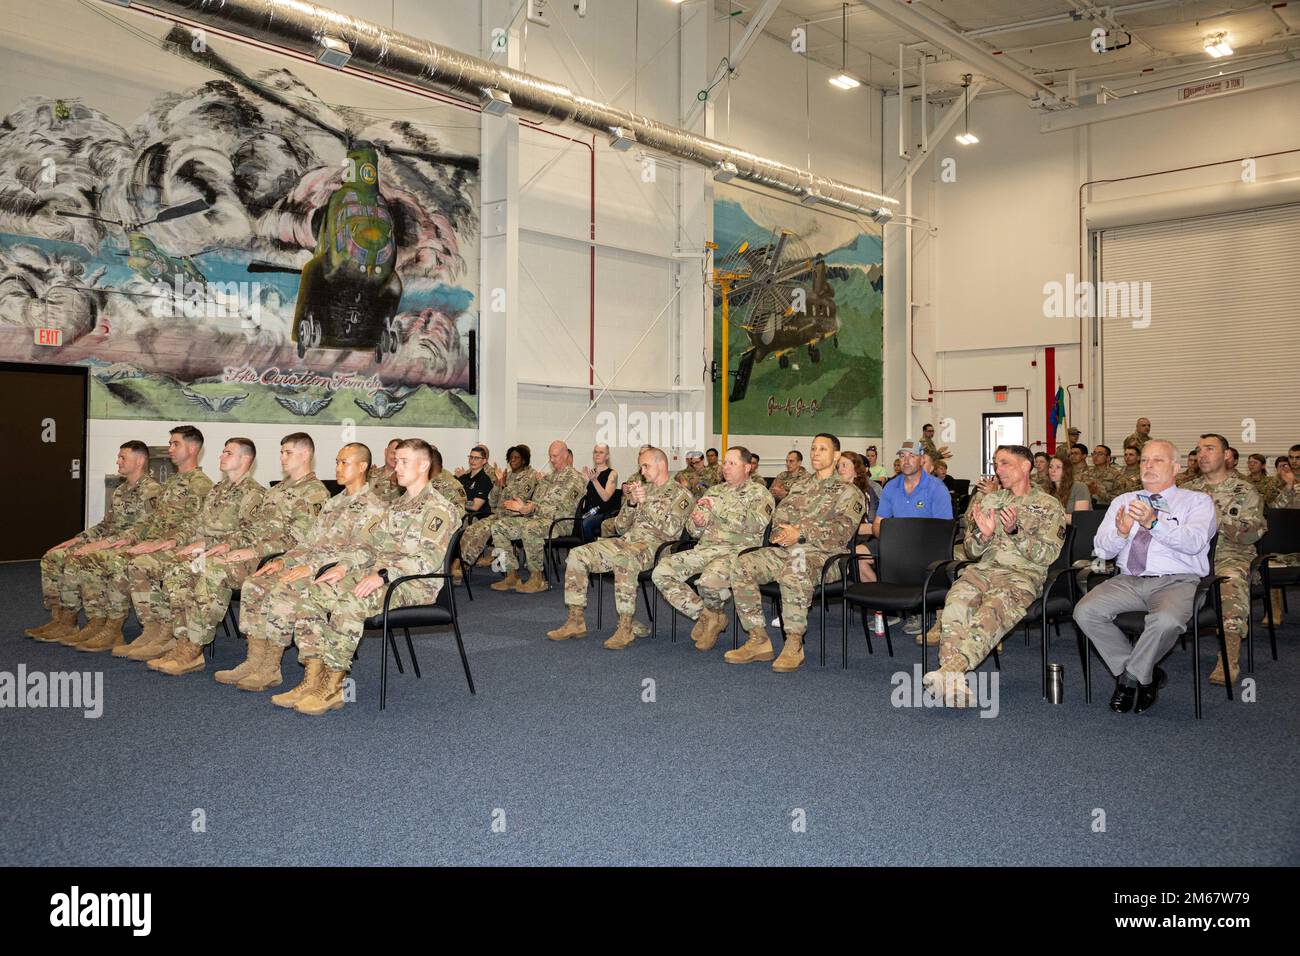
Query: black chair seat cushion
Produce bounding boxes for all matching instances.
[1114,605,1218,634]
[550,535,583,551]
[364,606,453,629]
[760,580,847,600]
[843,581,949,613]
[1265,566,1300,586]
[1019,594,1074,626]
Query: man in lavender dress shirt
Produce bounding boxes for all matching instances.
[1073,440,1217,714]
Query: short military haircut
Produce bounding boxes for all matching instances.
[170,425,204,447]
[706,448,718,456]
[1290,444,1300,454]
[997,444,1033,463]
[923,423,933,431]
[749,453,761,465]
[428,444,444,471]
[281,432,314,453]
[227,437,256,458]
[729,445,751,465]
[120,440,149,458]
[1034,451,1048,462]
[397,438,434,477]
[639,446,668,469]
[1276,455,1290,468]
[1249,453,1266,466]
[788,449,803,462]
[1123,443,1139,452]
[1226,446,1239,459]
[1200,433,1229,451]
[386,438,401,449]
[1096,444,1112,456]
[1071,443,1088,455]
[472,444,489,459]
[814,432,841,451]
[343,442,372,469]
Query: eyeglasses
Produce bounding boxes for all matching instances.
[468,454,485,461]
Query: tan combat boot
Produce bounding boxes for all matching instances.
[547,606,587,641]
[124,622,174,661]
[922,653,976,707]
[236,639,285,692]
[772,632,806,672]
[603,614,638,650]
[213,638,262,685]
[475,552,494,568]
[914,621,941,647]
[1208,633,1242,686]
[77,616,127,653]
[451,559,464,583]
[57,617,105,647]
[1270,590,1284,624]
[515,571,548,593]
[26,606,78,639]
[724,627,776,664]
[490,570,522,591]
[692,609,728,652]
[272,659,325,709]
[148,639,206,675]
[294,667,347,715]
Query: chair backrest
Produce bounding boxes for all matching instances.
[951,478,971,497]
[1049,524,1075,573]
[876,517,957,586]
[1069,508,1106,564]
[436,523,467,610]
[1258,507,1300,556]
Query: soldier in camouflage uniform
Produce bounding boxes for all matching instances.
[548,446,692,648]
[460,445,539,571]
[1185,434,1266,685]
[1123,418,1152,455]
[1267,454,1300,621]
[428,448,468,514]
[115,438,265,660]
[482,442,584,593]
[1080,444,1122,505]
[1175,450,1200,488]
[770,450,809,502]
[602,465,647,538]
[143,434,329,675]
[367,439,402,502]
[925,445,1067,707]
[251,439,458,715]
[64,426,213,652]
[652,447,774,651]
[673,451,712,500]
[725,434,866,673]
[218,443,386,692]
[27,441,161,642]
[1243,454,1276,507]
[1112,445,1142,496]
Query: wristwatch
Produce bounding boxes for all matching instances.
[377,569,390,584]
[796,531,807,545]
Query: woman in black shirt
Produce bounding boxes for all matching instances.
[579,443,620,542]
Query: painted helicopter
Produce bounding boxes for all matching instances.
[55,198,211,289]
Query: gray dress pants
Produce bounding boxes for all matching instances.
[1073,573,1201,685]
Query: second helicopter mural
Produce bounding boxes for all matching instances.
[711,183,883,439]
[0,9,478,426]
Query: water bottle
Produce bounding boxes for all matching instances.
[1047,663,1064,704]
[873,612,885,636]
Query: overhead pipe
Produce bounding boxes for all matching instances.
[123,0,899,219]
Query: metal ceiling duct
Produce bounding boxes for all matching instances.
[126,0,898,219]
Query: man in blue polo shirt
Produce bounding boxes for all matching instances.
[875,438,954,633]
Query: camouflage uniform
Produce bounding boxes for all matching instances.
[79,468,214,618]
[601,472,645,538]
[163,473,328,645]
[1080,463,1122,505]
[129,472,265,626]
[1244,472,1277,506]
[921,437,943,462]
[240,485,387,650]
[673,466,712,500]
[429,470,468,513]
[259,484,458,671]
[40,474,161,612]
[1123,433,1151,454]
[731,475,866,636]
[564,479,693,616]
[367,465,401,503]
[1184,474,1265,652]
[1175,467,1200,488]
[700,463,722,487]
[469,467,584,574]
[652,481,774,620]
[770,467,809,497]
[937,487,1066,671]
[1270,481,1300,568]
[1114,465,1141,496]
[461,467,539,563]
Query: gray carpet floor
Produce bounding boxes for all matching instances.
[1,560,1296,866]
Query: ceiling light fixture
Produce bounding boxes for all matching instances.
[828,5,860,91]
[316,36,352,68]
[955,74,979,145]
[1204,33,1233,58]
[479,88,513,116]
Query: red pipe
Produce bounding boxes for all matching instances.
[1044,346,1056,455]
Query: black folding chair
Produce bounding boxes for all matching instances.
[758,531,862,666]
[545,498,589,585]
[1079,536,1228,719]
[1250,507,1300,665]
[359,523,474,711]
[591,535,688,638]
[840,518,957,671]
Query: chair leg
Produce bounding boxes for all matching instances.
[733,601,740,650]
[858,605,873,658]
[1077,620,1092,704]
[819,592,827,668]
[462,568,474,602]
[452,618,475,694]
[1216,628,1233,702]
[596,574,604,630]
[380,626,389,711]
[404,627,421,679]
[387,629,405,675]
[1192,620,1202,720]
[1041,616,1049,700]
[882,616,894,658]
[842,600,851,668]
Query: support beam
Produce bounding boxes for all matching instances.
[682,0,783,130]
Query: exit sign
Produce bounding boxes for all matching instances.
[34,328,62,346]
[994,385,1008,403]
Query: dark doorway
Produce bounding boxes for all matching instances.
[0,362,87,561]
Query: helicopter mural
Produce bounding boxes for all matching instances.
[55,197,210,290]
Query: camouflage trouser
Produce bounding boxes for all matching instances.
[938,564,1038,671]
[1269,552,1300,569]
[161,555,259,645]
[461,515,550,572]
[40,545,87,611]
[564,538,655,615]
[261,570,441,672]
[651,545,739,620]
[459,517,498,565]
[80,547,169,617]
[731,546,837,636]
[128,551,188,624]
[1215,552,1252,641]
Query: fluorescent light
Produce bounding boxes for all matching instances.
[1204,34,1232,58]
[713,161,738,183]
[608,127,636,150]
[955,131,979,145]
[829,73,861,90]
[316,36,352,68]
[479,88,513,116]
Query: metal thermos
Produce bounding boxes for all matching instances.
[1047,663,1064,704]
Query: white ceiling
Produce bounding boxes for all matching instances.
[713,0,1300,101]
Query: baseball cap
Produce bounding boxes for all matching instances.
[897,439,925,457]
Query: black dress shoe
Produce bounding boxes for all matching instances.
[1109,680,1136,714]
[1134,667,1168,715]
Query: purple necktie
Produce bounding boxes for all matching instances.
[1128,526,1152,575]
